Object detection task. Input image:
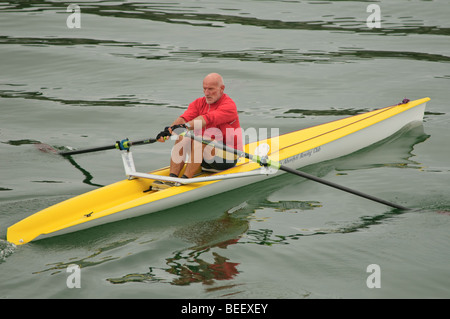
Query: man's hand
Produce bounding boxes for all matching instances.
[169,124,187,135]
[157,122,189,142]
[156,126,171,142]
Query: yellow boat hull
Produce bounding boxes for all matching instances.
[7,97,430,245]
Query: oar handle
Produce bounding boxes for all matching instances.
[59,138,157,156]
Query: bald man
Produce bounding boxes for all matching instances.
[157,73,242,180]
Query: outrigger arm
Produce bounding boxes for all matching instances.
[120,147,276,186]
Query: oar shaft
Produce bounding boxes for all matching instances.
[60,145,115,156]
[279,165,409,210]
[59,138,156,156]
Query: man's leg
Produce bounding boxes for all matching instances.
[183,140,215,178]
[169,135,190,177]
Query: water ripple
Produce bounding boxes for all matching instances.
[3,35,448,65]
[2,1,449,36]
[0,240,16,263]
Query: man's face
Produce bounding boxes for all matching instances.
[203,79,224,104]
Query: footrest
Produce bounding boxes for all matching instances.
[151,180,176,191]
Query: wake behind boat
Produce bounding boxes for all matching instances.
[7,97,430,245]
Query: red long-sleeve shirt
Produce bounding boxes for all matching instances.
[180,94,243,151]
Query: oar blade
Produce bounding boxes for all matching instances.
[34,143,59,154]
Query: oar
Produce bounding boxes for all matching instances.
[182,131,409,211]
[59,138,157,156]
[276,166,409,210]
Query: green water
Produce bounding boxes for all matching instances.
[1,0,449,300]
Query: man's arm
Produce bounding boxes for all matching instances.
[172,116,206,131]
[170,116,186,126]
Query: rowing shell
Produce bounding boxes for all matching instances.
[7,97,430,245]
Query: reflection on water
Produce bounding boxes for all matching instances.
[61,155,104,187]
[2,33,448,68]
[281,107,368,118]
[102,198,409,287]
[107,212,247,286]
[0,87,171,108]
[241,208,407,246]
[332,124,430,172]
[33,238,137,275]
[165,244,240,286]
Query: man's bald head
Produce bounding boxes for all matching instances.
[203,73,225,104]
